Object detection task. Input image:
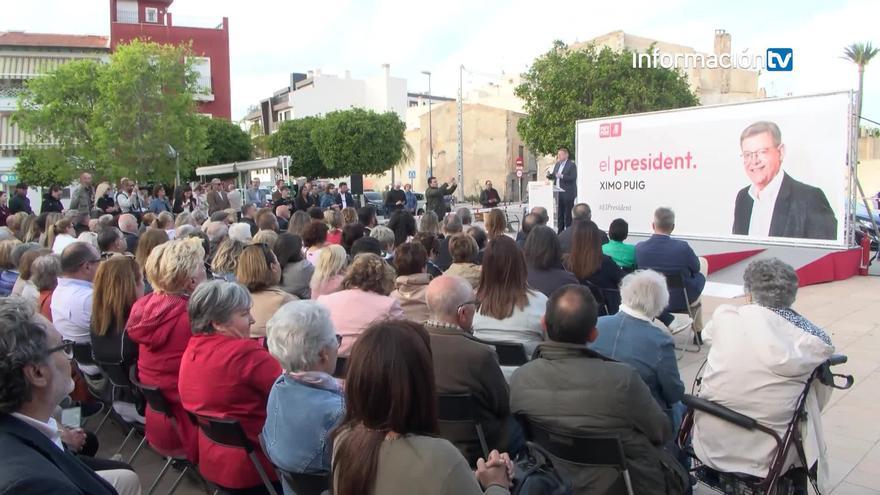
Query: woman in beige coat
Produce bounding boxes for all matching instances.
[390,242,431,324]
[442,233,481,289]
[235,242,295,338]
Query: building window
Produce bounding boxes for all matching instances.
[188,57,212,96]
[145,7,159,23]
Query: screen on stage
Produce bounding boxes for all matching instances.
[575,92,851,246]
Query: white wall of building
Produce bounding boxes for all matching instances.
[289,69,407,121]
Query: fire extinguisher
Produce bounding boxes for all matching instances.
[859,232,871,276]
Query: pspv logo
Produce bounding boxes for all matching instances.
[766,48,793,71]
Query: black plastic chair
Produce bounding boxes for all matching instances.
[521,418,634,495]
[71,342,112,432]
[92,359,146,462]
[129,366,194,495]
[193,415,278,495]
[662,272,702,352]
[333,356,348,379]
[436,393,490,464]
[477,339,529,367]
[259,433,329,495]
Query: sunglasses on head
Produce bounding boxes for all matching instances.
[245,242,275,267]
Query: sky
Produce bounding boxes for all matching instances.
[4,0,880,124]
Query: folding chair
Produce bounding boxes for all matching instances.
[333,356,348,379]
[259,434,329,495]
[72,342,111,433]
[93,359,147,463]
[476,339,529,367]
[662,272,702,354]
[193,415,278,495]
[129,366,196,495]
[522,418,634,495]
[437,393,490,465]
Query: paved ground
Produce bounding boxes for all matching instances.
[91,274,880,494]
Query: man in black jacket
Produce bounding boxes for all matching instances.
[548,147,577,232]
[0,297,140,494]
[479,180,500,208]
[732,121,837,240]
[9,183,33,215]
[334,182,355,210]
[41,185,65,213]
[384,182,406,212]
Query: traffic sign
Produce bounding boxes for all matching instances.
[0,174,16,184]
[515,169,523,178]
[515,157,524,170]
[407,170,416,179]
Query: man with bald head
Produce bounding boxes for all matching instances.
[510,284,682,493]
[118,213,139,253]
[68,172,94,215]
[425,275,514,465]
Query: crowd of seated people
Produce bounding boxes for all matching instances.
[0,183,840,495]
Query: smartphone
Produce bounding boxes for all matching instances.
[60,406,82,428]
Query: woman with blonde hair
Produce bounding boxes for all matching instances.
[419,211,441,237]
[126,237,207,461]
[252,229,278,247]
[484,209,507,240]
[341,207,358,227]
[287,210,310,236]
[39,212,62,247]
[153,211,176,239]
[90,255,143,383]
[19,214,39,243]
[0,239,22,296]
[316,252,404,356]
[48,218,77,254]
[211,238,247,282]
[236,242,294,338]
[324,209,343,245]
[310,244,348,299]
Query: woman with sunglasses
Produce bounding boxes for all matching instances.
[262,300,344,489]
[236,242,294,338]
[178,280,283,494]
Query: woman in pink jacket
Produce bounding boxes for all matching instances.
[317,253,404,355]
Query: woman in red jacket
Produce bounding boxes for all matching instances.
[127,237,207,462]
[179,279,283,493]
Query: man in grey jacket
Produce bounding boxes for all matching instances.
[510,284,687,494]
[68,173,94,215]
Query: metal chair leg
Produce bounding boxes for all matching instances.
[91,404,113,434]
[166,465,189,495]
[248,451,278,495]
[112,427,137,459]
[147,456,174,495]
[127,436,148,464]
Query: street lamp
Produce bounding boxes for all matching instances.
[166,144,180,187]
[421,70,433,180]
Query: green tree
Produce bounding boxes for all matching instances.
[515,40,699,157]
[13,59,104,186]
[203,116,252,165]
[268,117,329,178]
[14,39,209,186]
[311,108,407,176]
[94,39,207,183]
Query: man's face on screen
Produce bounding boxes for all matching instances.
[741,132,784,192]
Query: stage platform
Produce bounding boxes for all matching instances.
[627,234,864,298]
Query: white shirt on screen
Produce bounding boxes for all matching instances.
[747,170,784,237]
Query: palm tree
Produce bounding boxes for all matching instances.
[843,42,879,118]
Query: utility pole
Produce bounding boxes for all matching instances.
[422,71,433,180]
[457,65,464,201]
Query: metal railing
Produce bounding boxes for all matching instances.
[116,8,139,24]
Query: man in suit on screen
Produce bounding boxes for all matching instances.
[732,121,837,240]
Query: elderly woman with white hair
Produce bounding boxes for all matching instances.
[591,269,685,430]
[262,300,344,484]
[178,280,282,492]
[692,258,835,492]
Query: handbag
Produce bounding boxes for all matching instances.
[511,442,573,495]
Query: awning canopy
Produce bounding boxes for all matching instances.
[195,157,283,177]
[0,56,70,79]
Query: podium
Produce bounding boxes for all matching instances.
[527,181,564,232]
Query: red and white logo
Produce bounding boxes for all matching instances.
[599,122,622,138]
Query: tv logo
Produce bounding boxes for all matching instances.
[766,48,793,71]
[599,122,622,138]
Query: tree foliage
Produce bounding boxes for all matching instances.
[515,40,699,157]
[268,117,329,178]
[311,108,407,176]
[14,39,208,186]
[204,117,252,165]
